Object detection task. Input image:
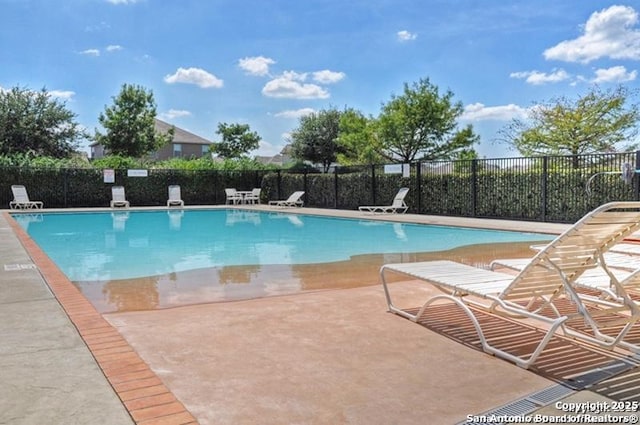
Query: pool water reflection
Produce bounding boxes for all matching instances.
[75,241,541,313]
[15,209,552,313]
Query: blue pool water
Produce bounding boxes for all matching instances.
[15,209,552,282]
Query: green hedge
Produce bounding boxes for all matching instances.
[2,165,637,223]
[2,167,269,208]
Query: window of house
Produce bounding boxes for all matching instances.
[173,143,182,157]
[201,145,209,156]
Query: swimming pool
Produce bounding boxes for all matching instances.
[16,209,550,280]
[14,209,552,312]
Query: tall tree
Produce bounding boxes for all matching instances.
[94,84,172,157]
[290,108,342,172]
[212,122,261,158]
[336,108,383,165]
[500,85,640,158]
[376,78,478,162]
[0,86,85,158]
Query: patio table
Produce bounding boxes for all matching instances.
[236,191,254,204]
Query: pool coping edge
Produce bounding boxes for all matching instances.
[4,211,200,425]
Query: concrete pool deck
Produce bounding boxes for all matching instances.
[3,206,639,424]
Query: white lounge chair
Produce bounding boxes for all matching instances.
[10,185,43,209]
[380,201,640,368]
[359,187,409,214]
[225,188,242,205]
[490,242,640,301]
[268,191,305,208]
[110,186,130,208]
[167,185,184,207]
[490,257,640,303]
[493,242,640,273]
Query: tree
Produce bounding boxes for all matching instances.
[290,108,342,172]
[500,85,640,159]
[211,122,261,158]
[336,108,383,165]
[376,78,478,162]
[453,148,480,173]
[0,86,85,158]
[94,84,172,157]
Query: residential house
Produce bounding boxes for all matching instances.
[255,144,295,167]
[90,119,213,160]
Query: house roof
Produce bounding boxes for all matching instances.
[155,119,212,146]
[89,119,212,147]
[255,153,294,166]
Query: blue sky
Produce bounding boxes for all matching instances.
[1,0,640,159]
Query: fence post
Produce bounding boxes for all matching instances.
[415,161,422,214]
[371,164,376,205]
[63,168,69,208]
[276,170,281,200]
[334,167,339,209]
[471,159,477,217]
[541,156,548,221]
[303,170,308,205]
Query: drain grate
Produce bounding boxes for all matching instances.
[4,263,37,271]
[526,384,575,405]
[485,398,540,416]
[459,384,575,425]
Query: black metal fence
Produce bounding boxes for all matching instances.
[265,151,640,223]
[2,151,639,223]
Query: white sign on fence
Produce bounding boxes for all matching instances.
[384,164,402,174]
[384,164,410,177]
[103,169,115,183]
[127,169,148,177]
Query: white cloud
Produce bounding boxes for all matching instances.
[312,70,345,84]
[274,108,316,119]
[164,67,223,88]
[592,65,637,83]
[79,45,122,56]
[397,30,417,41]
[159,109,192,120]
[261,70,330,99]
[262,78,329,99]
[544,5,640,63]
[238,56,276,76]
[461,103,528,121]
[238,58,343,99]
[510,69,570,85]
[79,49,100,57]
[49,90,75,100]
[281,70,308,81]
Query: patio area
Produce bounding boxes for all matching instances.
[2,206,639,424]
